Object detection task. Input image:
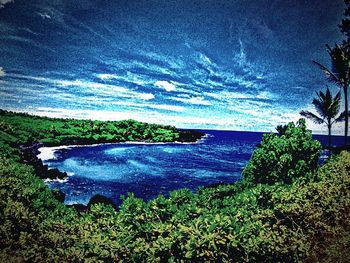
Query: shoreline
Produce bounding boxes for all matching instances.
[37,133,210,162]
[21,132,208,180]
[19,133,208,210]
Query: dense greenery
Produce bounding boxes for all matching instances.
[0,109,202,147]
[0,111,350,262]
[243,119,322,185]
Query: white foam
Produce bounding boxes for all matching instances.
[37,145,70,161]
[37,136,206,161]
[44,178,68,183]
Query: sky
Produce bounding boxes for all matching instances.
[0,0,347,134]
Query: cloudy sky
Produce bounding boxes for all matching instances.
[0,0,346,133]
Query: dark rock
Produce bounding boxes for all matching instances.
[88,194,117,210]
[67,203,88,212]
[20,142,69,180]
[47,168,67,180]
[178,130,205,142]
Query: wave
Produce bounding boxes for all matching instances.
[44,177,69,183]
[37,145,72,161]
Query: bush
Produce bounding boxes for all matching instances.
[243,119,322,185]
[2,111,350,261]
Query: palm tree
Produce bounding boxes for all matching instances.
[275,124,288,136]
[339,0,349,42]
[313,44,350,146]
[300,88,342,148]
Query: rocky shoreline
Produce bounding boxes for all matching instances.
[19,142,118,211]
[18,131,206,211]
[20,142,68,180]
[19,129,205,181]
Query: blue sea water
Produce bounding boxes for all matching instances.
[42,130,344,206]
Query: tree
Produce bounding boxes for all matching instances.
[313,44,350,146]
[339,0,350,42]
[300,88,343,147]
[313,1,350,146]
[275,124,288,136]
[243,119,321,185]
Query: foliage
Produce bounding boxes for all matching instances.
[275,124,288,136]
[339,0,350,42]
[0,112,349,262]
[300,87,343,147]
[243,119,322,185]
[314,4,350,145]
[0,110,201,146]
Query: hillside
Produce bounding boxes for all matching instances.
[0,111,349,262]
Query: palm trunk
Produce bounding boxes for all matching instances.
[328,123,332,148]
[345,84,348,146]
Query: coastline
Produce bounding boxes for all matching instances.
[37,133,210,162]
[18,132,208,210]
[21,131,208,180]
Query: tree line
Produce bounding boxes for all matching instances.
[301,1,350,148]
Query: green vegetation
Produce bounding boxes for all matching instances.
[313,0,350,146]
[0,111,349,262]
[300,88,343,147]
[243,119,321,185]
[339,0,349,41]
[0,109,203,147]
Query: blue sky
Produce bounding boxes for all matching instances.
[0,0,346,133]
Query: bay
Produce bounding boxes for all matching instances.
[38,130,344,206]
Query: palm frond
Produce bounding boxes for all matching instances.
[312,98,325,118]
[326,44,350,85]
[334,90,341,102]
[300,110,324,124]
[330,90,342,115]
[312,60,341,85]
[335,111,350,122]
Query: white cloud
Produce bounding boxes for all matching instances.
[38,12,51,19]
[7,104,342,135]
[199,53,213,66]
[139,93,155,101]
[9,74,158,101]
[0,67,5,77]
[172,96,211,106]
[256,91,273,100]
[0,0,13,9]
[55,79,132,95]
[29,107,139,121]
[112,101,185,112]
[17,107,233,128]
[9,73,50,82]
[150,104,184,112]
[154,80,176,92]
[204,90,275,103]
[205,91,253,101]
[98,73,144,85]
[97,73,119,80]
[187,97,211,105]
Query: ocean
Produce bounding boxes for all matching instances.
[38,130,344,206]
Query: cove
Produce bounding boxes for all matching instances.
[37,130,338,207]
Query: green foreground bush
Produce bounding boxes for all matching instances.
[243,119,322,185]
[0,112,349,262]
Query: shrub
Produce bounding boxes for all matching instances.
[2,111,350,262]
[243,119,322,185]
